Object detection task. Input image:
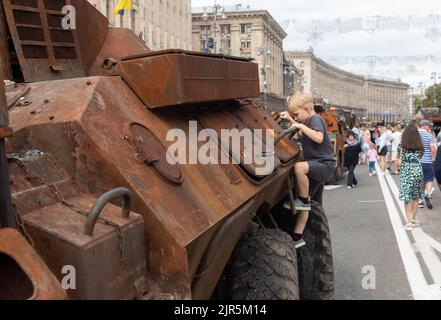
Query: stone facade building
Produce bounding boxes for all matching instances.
[285,51,411,122]
[87,0,192,51]
[192,5,287,101]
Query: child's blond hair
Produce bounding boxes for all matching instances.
[287,92,313,113]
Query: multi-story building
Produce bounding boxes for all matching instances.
[87,0,192,51]
[285,51,411,122]
[192,5,287,106]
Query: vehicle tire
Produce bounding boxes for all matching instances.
[229,228,299,300]
[297,200,335,300]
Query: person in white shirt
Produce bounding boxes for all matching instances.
[377,126,389,174]
[390,124,402,175]
[386,125,393,165]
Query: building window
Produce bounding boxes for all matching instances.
[240,23,252,34]
[220,24,231,36]
[200,25,211,36]
[220,39,231,53]
[200,40,207,51]
[241,39,251,49]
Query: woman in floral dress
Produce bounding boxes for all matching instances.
[399,124,424,231]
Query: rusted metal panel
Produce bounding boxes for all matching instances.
[231,100,300,164]
[0,228,66,299]
[117,50,260,109]
[198,108,281,182]
[2,0,108,82]
[22,193,147,299]
[191,199,256,299]
[88,28,150,77]
[0,5,13,80]
[7,75,296,299]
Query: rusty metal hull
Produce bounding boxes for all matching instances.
[0,228,66,299]
[118,50,260,108]
[6,74,299,299]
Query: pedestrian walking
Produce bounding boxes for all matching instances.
[398,124,424,231]
[435,145,441,190]
[418,120,437,209]
[367,143,378,176]
[343,131,362,188]
[390,124,402,175]
[386,125,393,166]
[377,127,389,174]
[360,124,371,164]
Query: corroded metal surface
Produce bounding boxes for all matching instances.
[2,0,108,82]
[0,228,66,299]
[3,0,301,300]
[118,50,260,108]
[7,75,299,298]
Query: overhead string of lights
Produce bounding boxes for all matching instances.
[279,14,441,45]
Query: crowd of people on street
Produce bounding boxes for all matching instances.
[343,119,440,231]
[277,91,441,247]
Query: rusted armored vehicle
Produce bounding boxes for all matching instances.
[0,0,334,300]
[313,98,346,182]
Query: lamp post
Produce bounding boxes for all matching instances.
[430,72,441,108]
[201,1,226,54]
[417,81,425,110]
[283,63,296,96]
[258,45,271,110]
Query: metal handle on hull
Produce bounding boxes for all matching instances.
[84,187,132,235]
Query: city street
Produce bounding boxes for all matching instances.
[325,163,441,300]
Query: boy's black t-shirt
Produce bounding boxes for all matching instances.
[301,114,335,163]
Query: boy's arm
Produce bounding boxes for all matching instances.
[279,112,324,144]
[296,124,324,144]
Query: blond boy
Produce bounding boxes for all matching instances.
[280,93,335,248]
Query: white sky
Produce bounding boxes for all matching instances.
[191,0,441,90]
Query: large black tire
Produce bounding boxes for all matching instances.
[229,228,300,300]
[297,200,334,300]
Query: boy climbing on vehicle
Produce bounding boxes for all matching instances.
[280,93,336,248]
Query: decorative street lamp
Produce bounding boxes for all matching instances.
[417,81,425,110]
[258,46,271,110]
[430,72,441,108]
[283,63,296,96]
[201,1,226,54]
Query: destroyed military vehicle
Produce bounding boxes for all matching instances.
[0,0,334,300]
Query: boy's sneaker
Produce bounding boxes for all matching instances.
[283,199,311,211]
[294,199,311,211]
[373,171,377,176]
[347,185,352,189]
[425,195,433,210]
[293,238,306,249]
[369,173,373,176]
[418,200,425,208]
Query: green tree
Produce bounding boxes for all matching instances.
[412,95,423,114]
[424,83,441,109]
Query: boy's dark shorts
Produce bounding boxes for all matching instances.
[421,163,434,184]
[307,160,335,196]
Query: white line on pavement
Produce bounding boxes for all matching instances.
[423,231,441,253]
[383,171,441,285]
[375,163,439,300]
[358,200,385,203]
[324,185,343,191]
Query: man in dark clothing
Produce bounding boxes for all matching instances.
[435,146,441,190]
[280,92,336,248]
[344,131,362,188]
